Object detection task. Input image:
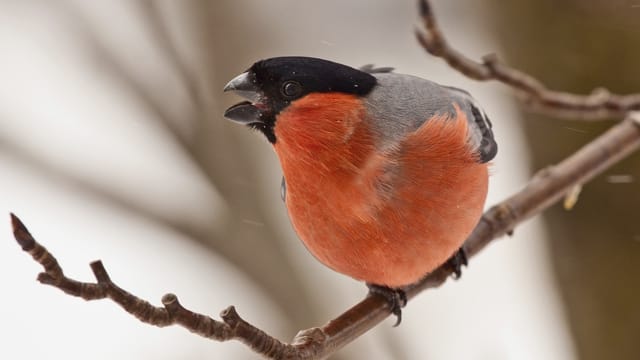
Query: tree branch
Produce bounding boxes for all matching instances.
[11,0,640,359]
[416,0,640,120]
[12,113,640,359]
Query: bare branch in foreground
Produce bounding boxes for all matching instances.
[12,113,640,359]
[10,213,296,357]
[416,0,640,120]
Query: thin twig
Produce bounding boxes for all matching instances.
[10,213,297,357]
[416,0,640,120]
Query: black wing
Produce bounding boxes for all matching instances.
[445,85,497,163]
[469,104,497,163]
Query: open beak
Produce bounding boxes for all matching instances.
[223,72,264,125]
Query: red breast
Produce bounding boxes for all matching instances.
[274,93,488,287]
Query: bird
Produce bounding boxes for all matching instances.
[223,56,497,325]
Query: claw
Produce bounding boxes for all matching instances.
[366,284,407,326]
[448,247,468,279]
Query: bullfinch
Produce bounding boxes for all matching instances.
[223,57,497,324]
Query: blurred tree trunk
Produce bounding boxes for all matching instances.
[487,0,640,359]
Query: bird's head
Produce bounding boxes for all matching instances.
[223,56,377,144]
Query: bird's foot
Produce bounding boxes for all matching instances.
[447,247,468,279]
[366,283,407,327]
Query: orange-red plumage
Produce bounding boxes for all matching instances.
[274,93,488,287]
[223,57,497,320]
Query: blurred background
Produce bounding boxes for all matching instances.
[1,0,638,359]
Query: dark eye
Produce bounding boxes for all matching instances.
[281,81,302,98]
